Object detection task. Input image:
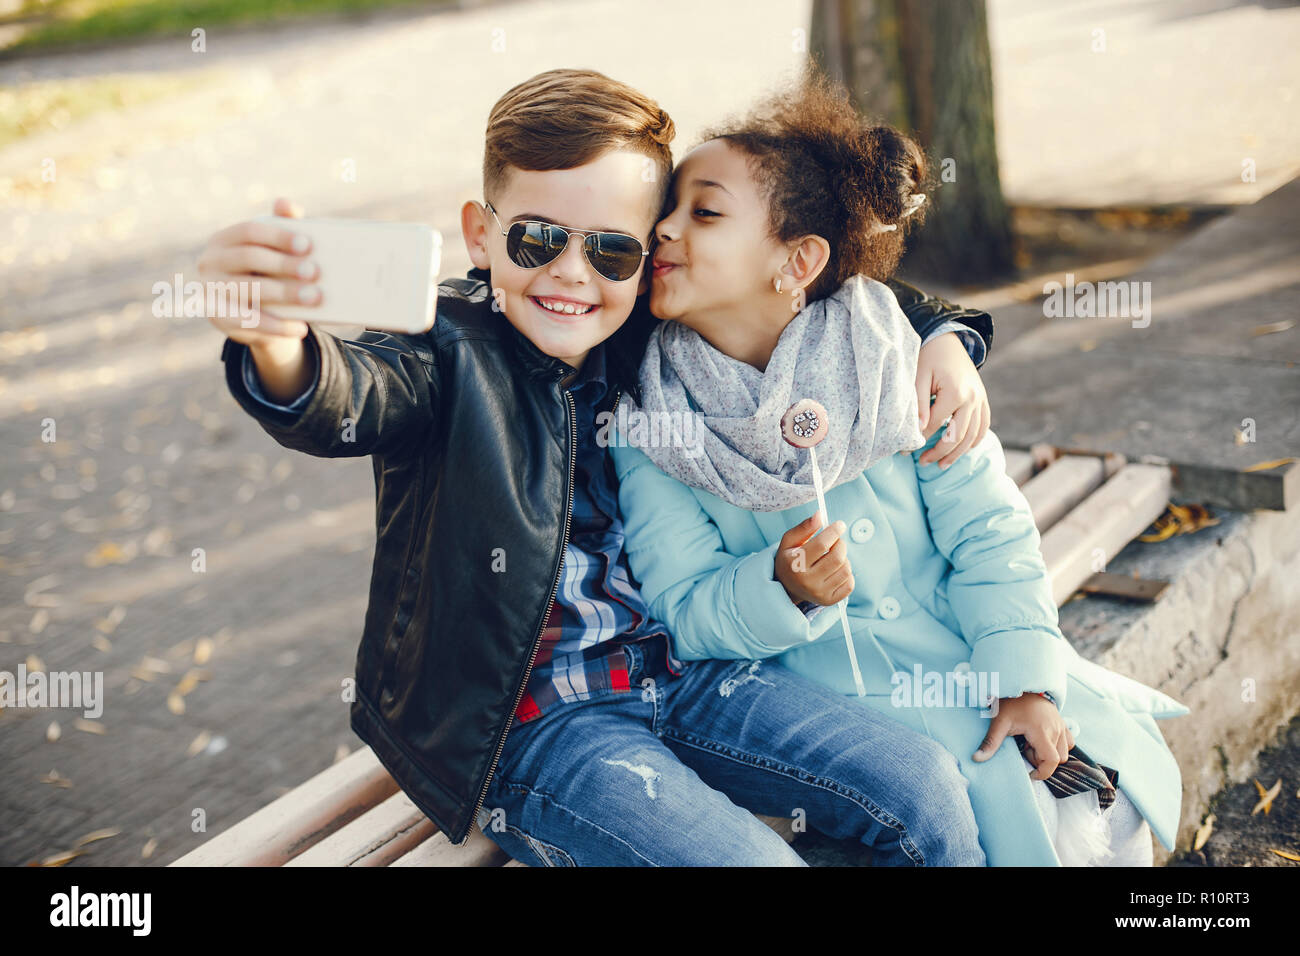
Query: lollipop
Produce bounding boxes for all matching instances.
[780,398,829,449]
[781,399,867,697]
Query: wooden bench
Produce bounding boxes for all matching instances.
[171,445,1172,866]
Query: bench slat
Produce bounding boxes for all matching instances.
[1039,463,1172,606]
[169,747,398,866]
[1020,454,1107,531]
[391,827,508,866]
[285,790,435,866]
[1002,449,1036,486]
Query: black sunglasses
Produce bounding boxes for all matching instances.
[484,201,650,282]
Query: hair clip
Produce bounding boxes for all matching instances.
[901,192,927,218]
[868,193,927,235]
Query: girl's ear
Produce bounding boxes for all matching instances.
[785,235,831,293]
[461,200,492,271]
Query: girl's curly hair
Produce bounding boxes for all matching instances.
[701,69,929,302]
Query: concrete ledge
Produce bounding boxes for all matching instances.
[1056,502,1300,863]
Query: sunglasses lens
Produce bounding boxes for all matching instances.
[585,233,645,281]
[502,216,644,281]
[507,222,568,268]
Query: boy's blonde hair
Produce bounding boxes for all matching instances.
[483,69,676,213]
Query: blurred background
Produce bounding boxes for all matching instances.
[1,0,1297,868]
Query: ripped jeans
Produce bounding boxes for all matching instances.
[477,634,986,866]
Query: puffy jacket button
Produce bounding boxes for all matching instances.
[879,596,901,619]
[849,518,875,543]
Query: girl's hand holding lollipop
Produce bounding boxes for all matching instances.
[776,399,868,696]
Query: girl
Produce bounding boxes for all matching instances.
[609,74,1188,866]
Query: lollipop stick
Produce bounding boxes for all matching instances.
[808,443,829,530]
[808,445,867,697]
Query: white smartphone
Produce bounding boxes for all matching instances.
[252,215,443,334]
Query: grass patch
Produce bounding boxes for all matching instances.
[1,0,448,54]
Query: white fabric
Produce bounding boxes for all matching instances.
[1026,756,1153,866]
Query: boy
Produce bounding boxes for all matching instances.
[199,68,996,865]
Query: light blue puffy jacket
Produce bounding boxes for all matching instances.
[611,421,1189,865]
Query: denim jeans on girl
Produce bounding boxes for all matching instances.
[477,634,986,866]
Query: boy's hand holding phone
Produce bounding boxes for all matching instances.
[774,513,855,607]
[197,197,319,404]
[198,197,441,406]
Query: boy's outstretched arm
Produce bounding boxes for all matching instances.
[221,326,440,461]
[202,198,440,461]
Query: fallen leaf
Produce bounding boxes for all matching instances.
[166,692,184,715]
[139,655,170,674]
[1269,848,1300,862]
[39,849,84,866]
[72,718,105,735]
[1252,778,1282,815]
[39,769,71,788]
[186,730,211,757]
[1138,515,1179,543]
[1193,814,1215,851]
[25,653,45,673]
[73,828,120,848]
[1243,457,1296,473]
[84,541,129,567]
[1250,320,1294,337]
[46,720,60,741]
[174,671,199,696]
[141,838,157,859]
[90,634,111,653]
[94,604,127,634]
[194,636,213,665]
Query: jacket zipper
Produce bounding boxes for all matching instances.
[460,379,578,845]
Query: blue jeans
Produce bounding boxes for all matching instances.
[478,635,986,866]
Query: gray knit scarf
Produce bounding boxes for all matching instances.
[622,274,928,511]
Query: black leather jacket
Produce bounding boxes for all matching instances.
[220,268,993,845]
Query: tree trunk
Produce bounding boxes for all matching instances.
[811,0,1013,283]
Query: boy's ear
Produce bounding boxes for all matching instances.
[461,200,492,271]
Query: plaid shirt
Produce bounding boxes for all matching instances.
[511,341,683,727]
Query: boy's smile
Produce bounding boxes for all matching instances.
[462,148,660,374]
